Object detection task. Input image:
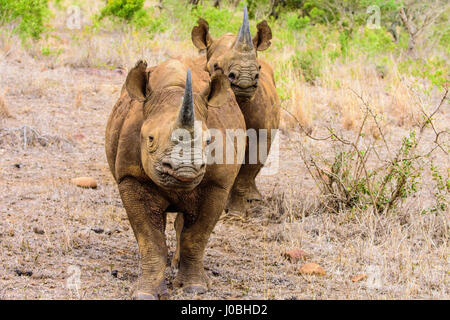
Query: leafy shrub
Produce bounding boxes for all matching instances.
[0,0,49,40]
[192,5,239,36]
[399,57,449,89]
[99,0,145,21]
[292,48,322,84]
[295,89,448,215]
[286,14,310,31]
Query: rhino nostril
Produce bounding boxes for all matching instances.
[162,160,174,171]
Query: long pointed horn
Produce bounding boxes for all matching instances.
[234,2,253,51]
[177,69,195,128]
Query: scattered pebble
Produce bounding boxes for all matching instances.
[14,163,22,168]
[351,274,368,282]
[72,133,85,140]
[282,249,309,262]
[91,227,104,234]
[299,263,326,276]
[111,270,118,278]
[15,269,33,277]
[71,177,97,189]
[33,227,45,235]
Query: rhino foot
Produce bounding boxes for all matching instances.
[245,183,262,202]
[173,267,211,295]
[225,193,248,213]
[226,184,262,213]
[132,279,169,300]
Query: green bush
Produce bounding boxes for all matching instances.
[0,0,49,40]
[292,48,322,84]
[99,0,145,21]
[192,5,240,37]
[399,57,448,89]
[286,13,310,31]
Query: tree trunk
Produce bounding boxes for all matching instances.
[399,7,417,55]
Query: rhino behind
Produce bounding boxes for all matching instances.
[191,5,281,211]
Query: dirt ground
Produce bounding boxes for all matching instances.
[0,50,448,300]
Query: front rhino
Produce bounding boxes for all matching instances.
[105,60,245,299]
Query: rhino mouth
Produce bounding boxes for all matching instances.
[231,83,258,98]
[156,166,205,189]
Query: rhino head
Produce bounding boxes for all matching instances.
[125,61,228,191]
[191,3,272,100]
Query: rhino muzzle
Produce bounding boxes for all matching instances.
[154,69,206,189]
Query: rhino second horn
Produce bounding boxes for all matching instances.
[177,69,195,128]
[235,2,253,51]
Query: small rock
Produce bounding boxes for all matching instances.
[111,270,119,278]
[91,228,104,234]
[351,274,368,282]
[282,249,309,262]
[105,230,112,235]
[15,269,33,277]
[14,163,23,169]
[299,263,326,276]
[71,177,97,189]
[33,227,45,235]
[72,133,85,141]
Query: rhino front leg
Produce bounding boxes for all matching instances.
[118,177,169,300]
[173,186,229,294]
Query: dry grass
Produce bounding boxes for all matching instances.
[0,1,448,300]
[0,90,13,119]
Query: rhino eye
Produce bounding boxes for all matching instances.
[206,137,212,145]
[213,63,219,71]
[148,136,154,143]
[228,72,236,81]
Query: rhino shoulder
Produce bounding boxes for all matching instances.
[106,95,146,182]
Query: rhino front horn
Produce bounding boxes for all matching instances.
[177,69,195,128]
[234,2,253,51]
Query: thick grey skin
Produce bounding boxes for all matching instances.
[105,59,245,299]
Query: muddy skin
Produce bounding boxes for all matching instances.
[105,59,245,299]
[191,5,281,213]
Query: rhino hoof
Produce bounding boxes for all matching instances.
[184,284,208,294]
[133,291,157,300]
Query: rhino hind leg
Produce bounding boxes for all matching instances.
[173,186,229,294]
[118,177,170,300]
[226,164,262,213]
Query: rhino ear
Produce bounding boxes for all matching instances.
[252,20,272,51]
[192,18,213,50]
[125,60,149,102]
[203,70,230,108]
